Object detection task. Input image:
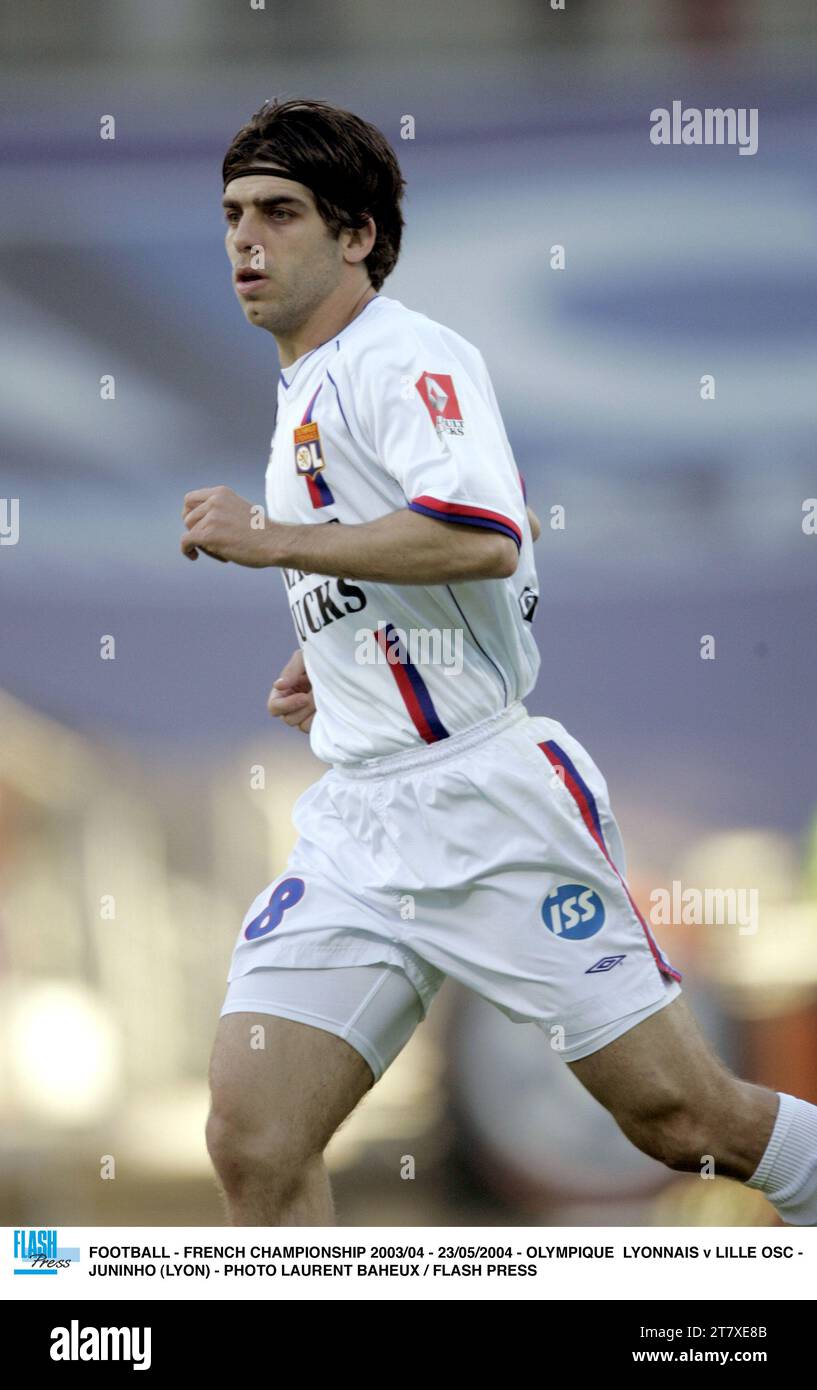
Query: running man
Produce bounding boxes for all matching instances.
[184,99,817,1227]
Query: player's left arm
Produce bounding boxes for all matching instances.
[180,486,518,583]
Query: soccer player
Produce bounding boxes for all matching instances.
[185,99,817,1227]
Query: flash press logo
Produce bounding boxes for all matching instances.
[13,1228,79,1275]
[50,1321,152,1371]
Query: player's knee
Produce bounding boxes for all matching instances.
[205,1103,312,1199]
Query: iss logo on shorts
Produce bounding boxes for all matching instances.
[541,884,606,940]
[414,372,465,437]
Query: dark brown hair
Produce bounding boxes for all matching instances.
[222,98,406,291]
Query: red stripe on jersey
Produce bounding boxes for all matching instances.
[410,494,523,548]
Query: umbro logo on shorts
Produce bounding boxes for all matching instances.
[541,884,606,940]
[586,954,627,974]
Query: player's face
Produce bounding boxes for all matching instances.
[222,172,346,335]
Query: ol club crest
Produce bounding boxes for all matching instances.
[293,421,325,476]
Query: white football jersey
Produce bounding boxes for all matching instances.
[265,293,541,765]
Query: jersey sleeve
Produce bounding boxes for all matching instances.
[356,335,527,551]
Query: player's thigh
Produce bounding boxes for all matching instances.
[208,964,423,1156]
[208,1012,371,1157]
[566,993,729,1124]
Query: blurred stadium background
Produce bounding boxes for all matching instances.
[1,0,816,1227]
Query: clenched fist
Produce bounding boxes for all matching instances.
[181,485,274,566]
[267,648,315,734]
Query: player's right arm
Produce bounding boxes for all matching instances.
[267,647,315,734]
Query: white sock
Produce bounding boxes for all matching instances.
[745,1091,817,1226]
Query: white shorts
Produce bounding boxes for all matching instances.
[220,701,683,1077]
